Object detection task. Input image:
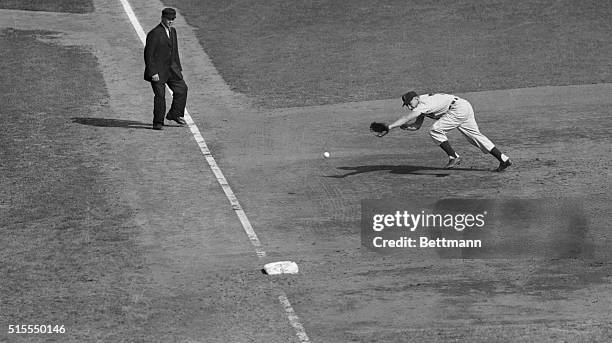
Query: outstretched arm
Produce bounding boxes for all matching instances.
[388,110,422,130]
[370,110,424,137]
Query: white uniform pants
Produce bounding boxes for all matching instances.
[429,98,495,153]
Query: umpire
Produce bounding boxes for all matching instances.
[144,8,188,130]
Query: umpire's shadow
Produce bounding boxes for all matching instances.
[71,117,176,129]
[327,165,489,178]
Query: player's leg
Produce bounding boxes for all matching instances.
[457,103,511,171]
[457,125,512,171]
[489,147,512,171]
[430,115,461,168]
[151,81,166,129]
[456,124,495,153]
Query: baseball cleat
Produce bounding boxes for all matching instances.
[494,159,512,172]
[443,156,461,169]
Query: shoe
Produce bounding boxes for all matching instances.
[494,159,512,172]
[152,123,163,130]
[166,114,186,125]
[443,156,461,169]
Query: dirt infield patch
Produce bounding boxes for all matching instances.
[0,0,93,13]
[166,0,611,108]
[199,80,612,341]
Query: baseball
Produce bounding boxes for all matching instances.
[323,151,330,158]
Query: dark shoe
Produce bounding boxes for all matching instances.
[443,156,461,169]
[152,123,164,130]
[494,159,512,172]
[166,114,186,125]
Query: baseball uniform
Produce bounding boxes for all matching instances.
[414,93,495,153]
[377,91,512,171]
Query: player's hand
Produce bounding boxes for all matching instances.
[152,74,160,82]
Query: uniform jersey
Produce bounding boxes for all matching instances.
[413,93,458,120]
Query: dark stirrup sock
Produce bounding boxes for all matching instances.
[490,146,509,163]
[439,141,458,158]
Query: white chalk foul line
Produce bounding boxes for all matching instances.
[118,0,146,42]
[182,115,267,258]
[279,293,311,343]
[118,1,310,342]
[118,0,265,258]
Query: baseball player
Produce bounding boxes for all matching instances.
[370,91,512,172]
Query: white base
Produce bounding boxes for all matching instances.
[263,261,299,275]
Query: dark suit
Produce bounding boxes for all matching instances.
[144,23,188,125]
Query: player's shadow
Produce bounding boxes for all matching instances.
[71,117,180,129]
[327,165,489,178]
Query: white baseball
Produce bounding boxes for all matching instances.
[323,151,330,158]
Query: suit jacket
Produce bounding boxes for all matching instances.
[144,24,183,82]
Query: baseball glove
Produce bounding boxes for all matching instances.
[370,122,389,137]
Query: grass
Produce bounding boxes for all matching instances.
[0,0,93,13]
[165,0,612,108]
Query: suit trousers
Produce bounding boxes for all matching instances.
[151,75,188,125]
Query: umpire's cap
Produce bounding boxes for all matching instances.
[402,91,418,107]
[162,8,176,19]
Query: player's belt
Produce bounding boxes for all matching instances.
[449,97,458,109]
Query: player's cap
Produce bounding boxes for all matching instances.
[402,91,418,107]
[162,8,176,19]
